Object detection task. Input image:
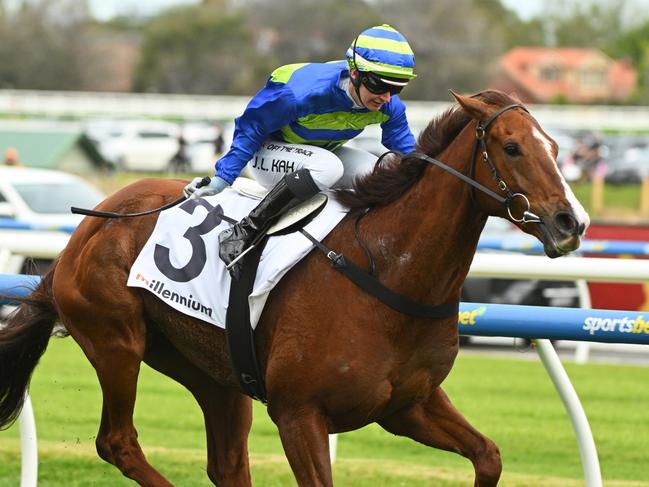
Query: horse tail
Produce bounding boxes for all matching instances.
[0,268,59,429]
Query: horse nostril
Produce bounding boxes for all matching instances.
[578,222,586,236]
[554,211,579,236]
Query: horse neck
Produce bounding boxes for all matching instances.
[365,124,488,305]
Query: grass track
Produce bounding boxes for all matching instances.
[1,339,648,486]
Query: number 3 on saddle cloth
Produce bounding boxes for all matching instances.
[127,182,342,401]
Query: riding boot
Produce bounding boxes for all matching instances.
[218,169,320,278]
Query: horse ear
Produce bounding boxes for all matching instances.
[449,90,490,121]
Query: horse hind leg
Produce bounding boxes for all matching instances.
[379,387,502,487]
[95,340,177,486]
[60,309,173,487]
[143,331,253,487]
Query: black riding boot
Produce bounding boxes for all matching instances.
[218,169,320,278]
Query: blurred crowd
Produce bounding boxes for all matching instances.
[559,134,608,183]
[558,131,649,185]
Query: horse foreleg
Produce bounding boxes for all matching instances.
[96,398,114,464]
[269,404,333,487]
[379,387,501,487]
[144,332,253,487]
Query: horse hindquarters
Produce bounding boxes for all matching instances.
[379,387,502,487]
[0,270,58,428]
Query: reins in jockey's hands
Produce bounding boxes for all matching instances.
[184,176,230,200]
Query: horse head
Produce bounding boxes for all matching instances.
[451,90,590,257]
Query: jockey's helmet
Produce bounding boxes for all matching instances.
[346,24,416,89]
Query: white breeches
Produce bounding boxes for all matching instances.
[245,141,378,190]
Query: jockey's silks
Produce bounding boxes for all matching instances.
[216,61,415,184]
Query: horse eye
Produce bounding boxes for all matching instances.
[504,144,520,157]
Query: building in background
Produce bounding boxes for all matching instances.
[0,124,107,174]
[491,47,637,104]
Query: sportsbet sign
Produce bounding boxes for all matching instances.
[457,303,649,344]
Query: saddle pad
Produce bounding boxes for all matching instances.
[127,188,348,329]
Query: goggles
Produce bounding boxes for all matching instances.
[360,72,407,95]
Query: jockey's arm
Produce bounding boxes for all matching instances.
[380,98,416,154]
[215,84,298,185]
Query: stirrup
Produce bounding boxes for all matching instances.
[226,245,258,271]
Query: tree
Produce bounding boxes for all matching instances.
[609,20,649,103]
[477,0,545,49]
[134,4,271,95]
[375,0,507,100]
[243,0,381,69]
[551,2,625,49]
[0,0,93,90]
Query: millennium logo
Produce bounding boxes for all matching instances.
[135,273,213,318]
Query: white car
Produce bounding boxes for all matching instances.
[89,120,181,172]
[181,121,221,173]
[0,166,105,229]
[182,121,234,173]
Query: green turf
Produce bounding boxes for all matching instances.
[1,339,647,486]
[571,183,645,217]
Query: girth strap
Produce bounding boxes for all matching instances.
[226,238,268,403]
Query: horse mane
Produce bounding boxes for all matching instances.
[336,90,518,210]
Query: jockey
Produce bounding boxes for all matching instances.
[184,24,417,277]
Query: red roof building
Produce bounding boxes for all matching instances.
[491,47,637,104]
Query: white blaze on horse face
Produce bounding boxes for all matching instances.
[532,127,590,228]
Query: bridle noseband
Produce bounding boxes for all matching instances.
[405,103,542,225]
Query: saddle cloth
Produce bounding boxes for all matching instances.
[127,188,348,329]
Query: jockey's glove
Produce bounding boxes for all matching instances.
[184,176,230,199]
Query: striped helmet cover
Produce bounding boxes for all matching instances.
[346,24,416,81]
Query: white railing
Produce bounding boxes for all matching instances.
[470,252,649,283]
[2,89,649,130]
[0,231,70,259]
[0,249,37,487]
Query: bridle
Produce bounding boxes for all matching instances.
[404,103,542,225]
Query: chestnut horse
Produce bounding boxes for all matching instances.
[0,91,589,486]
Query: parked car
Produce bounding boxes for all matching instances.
[0,166,104,228]
[85,119,181,172]
[181,121,232,173]
[605,140,649,185]
[0,166,104,274]
[460,217,582,346]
